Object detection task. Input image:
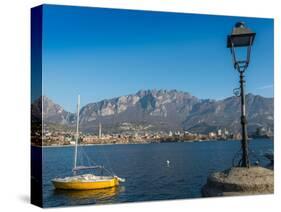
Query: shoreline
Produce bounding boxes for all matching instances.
[32,138,273,148]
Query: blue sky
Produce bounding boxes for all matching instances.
[42,5,274,112]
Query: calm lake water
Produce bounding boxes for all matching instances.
[41,139,273,207]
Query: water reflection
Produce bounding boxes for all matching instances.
[53,186,125,204]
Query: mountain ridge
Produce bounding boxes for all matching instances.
[32,89,273,135]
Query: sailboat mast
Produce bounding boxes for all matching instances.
[73,95,80,173]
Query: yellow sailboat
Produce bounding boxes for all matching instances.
[52,95,125,190]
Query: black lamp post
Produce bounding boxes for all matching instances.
[227,22,256,168]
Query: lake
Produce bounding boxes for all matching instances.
[41,139,273,207]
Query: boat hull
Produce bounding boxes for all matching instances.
[52,177,119,190]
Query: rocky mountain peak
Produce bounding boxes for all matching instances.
[32,90,273,135]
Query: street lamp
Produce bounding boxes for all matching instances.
[227,22,256,168]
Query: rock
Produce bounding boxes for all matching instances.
[202,166,274,197]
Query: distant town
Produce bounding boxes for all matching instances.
[31,123,273,147]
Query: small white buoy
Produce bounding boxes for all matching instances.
[166,160,170,167]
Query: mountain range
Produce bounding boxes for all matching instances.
[31,89,273,135]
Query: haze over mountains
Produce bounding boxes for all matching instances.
[32,89,273,135]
